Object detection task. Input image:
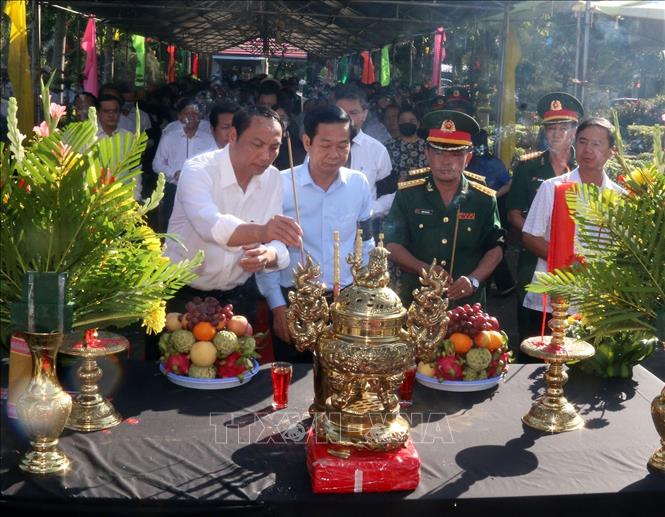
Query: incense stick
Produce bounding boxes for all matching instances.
[286,132,306,263]
[448,207,461,279]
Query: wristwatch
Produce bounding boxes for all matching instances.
[468,276,480,293]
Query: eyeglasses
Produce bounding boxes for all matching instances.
[347,109,366,116]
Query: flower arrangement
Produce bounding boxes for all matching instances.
[417,303,511,381]
[0,77,203,341]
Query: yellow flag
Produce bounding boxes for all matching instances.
[4,0,34,135]
[499,29,522,168]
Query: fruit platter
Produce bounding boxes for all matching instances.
[159,297,261,389]
[416,303,511,392]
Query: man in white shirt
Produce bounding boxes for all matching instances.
[165,105,303,322]
[95,94,141,200]
[98,83,151,134]
[96,94,131,139]
[334,88,393,232]
[209,99,240,149]
[152,97,217,232]
[522,117,623,345]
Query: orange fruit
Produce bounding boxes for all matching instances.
[193,321,216,341]
[449,332,473,354]
[488,331,507,351]
[474,331,492,349]
[474,330,505,351]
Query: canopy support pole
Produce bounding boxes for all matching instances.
[495,3,510,161]
[580,0,592,108]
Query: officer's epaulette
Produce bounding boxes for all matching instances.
[397,178,427,190]
[463,171,486,184]
[519,150,545,161]
[468,180,496,197]
[408,166,431,176]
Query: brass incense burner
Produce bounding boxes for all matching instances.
[287,232,448,451]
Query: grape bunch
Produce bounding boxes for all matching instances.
[446,303,500,337]
[180,297,234,331]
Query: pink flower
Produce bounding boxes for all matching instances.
[49,103,67,125]
[33,121,50,138]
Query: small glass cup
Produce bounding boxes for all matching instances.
[398,365,417,407]
[271,362,293,409]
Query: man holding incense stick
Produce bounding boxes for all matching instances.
[257,105,374,362]
[165,105,302,324]
[383,110,504,307]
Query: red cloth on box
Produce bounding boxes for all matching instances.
[306,427,420,493]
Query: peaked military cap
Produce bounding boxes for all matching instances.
[419,110,480,151]
[537,92,583,125]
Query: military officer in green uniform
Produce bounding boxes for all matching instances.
[506,92,583,342]
[384,110,504,307]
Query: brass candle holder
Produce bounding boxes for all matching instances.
[16,331,73,475]
[520,297,595,433]
[649,385,665,472]
[61,329,129,432]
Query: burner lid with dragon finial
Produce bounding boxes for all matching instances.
[331,234,407,340]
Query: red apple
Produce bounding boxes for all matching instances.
[244,323,253,336]
[227,315,249,336]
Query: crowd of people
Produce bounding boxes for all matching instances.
[55,74,620,361]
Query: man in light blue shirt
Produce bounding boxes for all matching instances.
[257,105,374,362]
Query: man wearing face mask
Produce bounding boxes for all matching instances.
[377,107,428,295]
[153,97,217,232]
[506,92,583,342]
[376,107,428,199]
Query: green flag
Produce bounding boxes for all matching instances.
[177,48,188,78]
[380,45,390,86]
[131,35,145,87]
[340,56,349,84]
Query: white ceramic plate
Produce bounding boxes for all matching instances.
[416,372,505,392]
[159,358,260,390]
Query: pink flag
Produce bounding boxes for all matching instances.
[431,27,446,90]
[80,18,99,96]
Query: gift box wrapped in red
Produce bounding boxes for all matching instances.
[306,427,420,493]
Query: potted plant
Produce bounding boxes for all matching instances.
[1,77,203,340]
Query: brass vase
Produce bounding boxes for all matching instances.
[648,385,665,472]
[16,331,72,474]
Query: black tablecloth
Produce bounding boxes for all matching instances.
[1,361,663,516]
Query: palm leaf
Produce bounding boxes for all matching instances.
[528,125,665,340]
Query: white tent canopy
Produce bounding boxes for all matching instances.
[574,1,665,21]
